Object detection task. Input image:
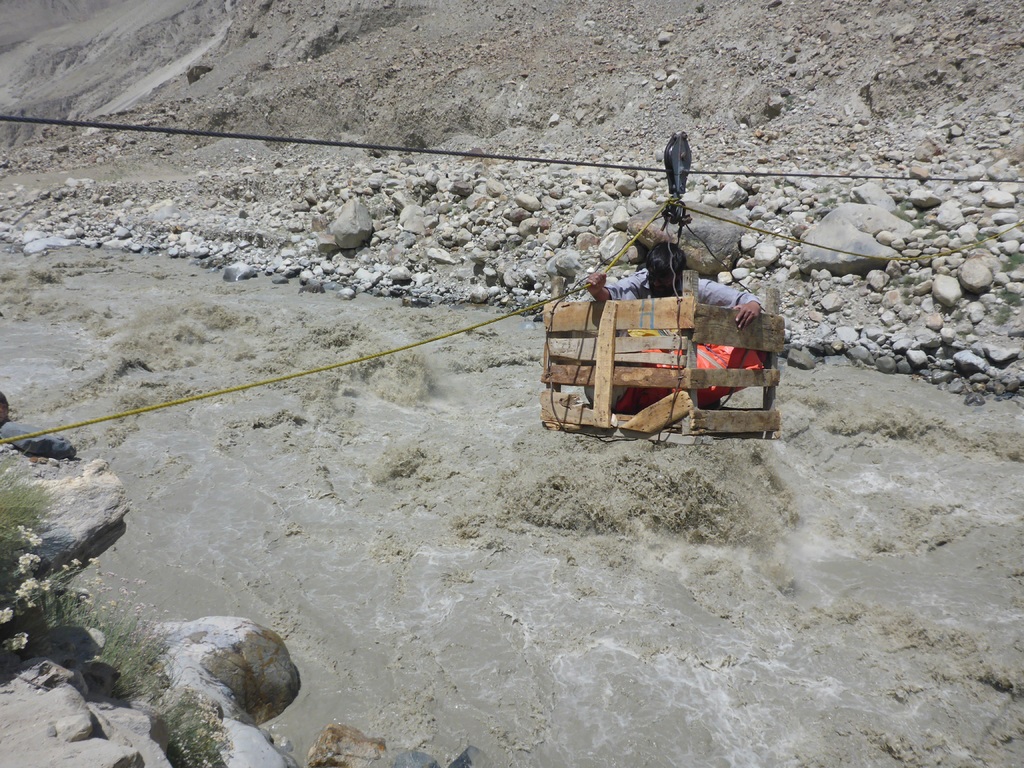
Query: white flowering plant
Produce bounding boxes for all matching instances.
[0,460,52,652]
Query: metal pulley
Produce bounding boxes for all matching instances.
[663,131,692,228]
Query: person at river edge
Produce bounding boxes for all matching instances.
[0,391,76,460]
[584,241,763,327]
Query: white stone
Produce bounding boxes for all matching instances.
[982,188,1016,208]
[957,257,994,294]
[936,200,965,229]
[753,242,780,268]
[932,274,962,307]
[717,182,749,209]
[820,292,845,313]
[908,188,942,209]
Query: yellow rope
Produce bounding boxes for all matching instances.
[1,203,672,447]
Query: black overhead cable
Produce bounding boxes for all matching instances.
[1,113,1022,185]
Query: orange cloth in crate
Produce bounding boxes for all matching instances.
[613,343,767,413]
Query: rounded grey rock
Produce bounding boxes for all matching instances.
[875,355,897,374]
[785,347,817,370]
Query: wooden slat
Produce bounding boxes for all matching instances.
[542,365,781,391]
[615,352,687,367]
[684,274,700,417]
[592,303,617,427]
[687,368,781,389]
[547,336,687,361]
[762,285,781,411]
[540,391,598,428]
[548,350,687,368]
[619,391,692,433]
[691,408,781,434]
[544,297,696,333]
[544,301,604,332]
[682,270,699,299]
[617,337,688,352]
[545,337,595,360]
[691,303,786,352]
[543,364,686,389]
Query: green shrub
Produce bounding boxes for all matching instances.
[43,567,227,766]
[42,567,168,701]
[992,291,1022,325]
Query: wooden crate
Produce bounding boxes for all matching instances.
[540,271,784,442]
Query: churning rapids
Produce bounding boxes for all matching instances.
[3,248,1023,767]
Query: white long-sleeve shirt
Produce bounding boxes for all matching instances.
[602,269,761,308]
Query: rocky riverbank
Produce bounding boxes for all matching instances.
[2,130,1022,401]
[0,449,304,768]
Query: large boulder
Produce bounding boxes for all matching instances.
[627,202,745,275]
[330,200,374,249]
[851,182,897,212]
[159,616,299,726]
[35,460,129,574]
[159,616,301,767]
[800,203,913,276]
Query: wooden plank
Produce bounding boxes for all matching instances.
[619,391,692,433]
[684,276,700,419]
[762,286,780,411]
[691,303,786,351]
[682,270,699,298]
[547,336,687,360]
[543,364,686,389]
[544,300,604,332]
[540,391,598,428]
[542,365,780,391]
[691,408,781,434]
[547,350,687,369]
[592,303,617,427]
[687,368,781,389]
[615,352,687,367]
[762,362,778,411]
[544,297,696,333]
[543,422,715,444]
[545,337,595,360]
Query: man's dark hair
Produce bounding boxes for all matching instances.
[646,242,687,297]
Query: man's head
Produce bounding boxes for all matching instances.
[0,392,8,426]
[646,242,688,298]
